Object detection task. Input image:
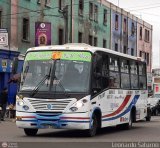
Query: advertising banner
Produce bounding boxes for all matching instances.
[35,22,51,46]
[0,28,8,46]
[0,58,12,72]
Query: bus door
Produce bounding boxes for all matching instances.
[91,52,114,126]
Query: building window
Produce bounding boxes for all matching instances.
[147,53,149,65]
[145,29,150,42]
[123,18,127,33]
[37,0,40,4]
[0,11,2,28]
[89,35,93,45]
[131,22,135,36]
[59,28,64,45]
[94,37,97,46]
[123,46,127,54]
[148,30,150,42]
[131,48,134,56]
[144,52,147,61]
[139,51,142,57]
[38,0,51,7]
[22,18,29,40]
[94,5,98,22]
[140,26,142,40]
[89,3,93,20]
[103,9,107,25]
[79,0,84,16]
[115,14,118,30]
[103,39,106,48]
[59,0,64,10]
[78,32,83,43]
[45,0,51,7]
[145,29,147,41]
[115,43,118,51]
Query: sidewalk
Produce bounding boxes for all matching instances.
[0,118,16,123]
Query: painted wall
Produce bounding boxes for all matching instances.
[128,15,137,56]
[121,11,128,54]
[111,6,122,52]
[72,0,111,48]
[137,19,152,73]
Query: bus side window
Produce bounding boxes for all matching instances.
[109,56,120,88]
[101,55,109,89]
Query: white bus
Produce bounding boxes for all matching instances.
[16,43,150,137]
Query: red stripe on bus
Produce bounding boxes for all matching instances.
[102,95,131,118]
[21,116,36,118]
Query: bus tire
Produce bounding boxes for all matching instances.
[85,114,98,137]
[24,128,38,136]
[155,109,159,116]
[146,108,151,121]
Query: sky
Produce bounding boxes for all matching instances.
[107,0,160,68]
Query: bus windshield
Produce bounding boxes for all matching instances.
[20,51,92,94]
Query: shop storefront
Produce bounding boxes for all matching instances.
[0,49,21,104]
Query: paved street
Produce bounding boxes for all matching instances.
[0,116,160,142]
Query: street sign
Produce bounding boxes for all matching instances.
[0,28,8,46]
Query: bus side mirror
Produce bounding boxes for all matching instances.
[92,88,101,95]
[12,57,18,74]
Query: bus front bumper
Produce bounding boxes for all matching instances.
[16,111,90,130]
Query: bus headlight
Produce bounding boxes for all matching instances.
[23,105,29,111]
[69,99,88,112]
[17,101,24,106]
[70,107,78,112]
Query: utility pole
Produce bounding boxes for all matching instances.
[63,5,68,43]
[70,0,73,43]
[40,0,45,22]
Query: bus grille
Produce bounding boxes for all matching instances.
[28,98,74,113]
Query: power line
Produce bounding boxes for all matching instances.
[132,12,160,17]
[129,5,160,11]
[123,2,160,10]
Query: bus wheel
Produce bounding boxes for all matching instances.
[24,128,38,136]
[155,109,159,116]
[146,108,151,121]
[86,114,98,137]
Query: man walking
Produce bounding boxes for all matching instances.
[0,87,8,121]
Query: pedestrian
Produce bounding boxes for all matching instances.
[0,87,8,121]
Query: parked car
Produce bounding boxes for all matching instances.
[147,97,160,116]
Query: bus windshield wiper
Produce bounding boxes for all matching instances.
[53,75,70,98]
[30,66,52,97]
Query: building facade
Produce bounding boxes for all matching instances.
[110,4,122,52]
[137,18,152,73]
[13,0,152,65]
[0,0,153,101]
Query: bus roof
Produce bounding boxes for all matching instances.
[27,43,145,62]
